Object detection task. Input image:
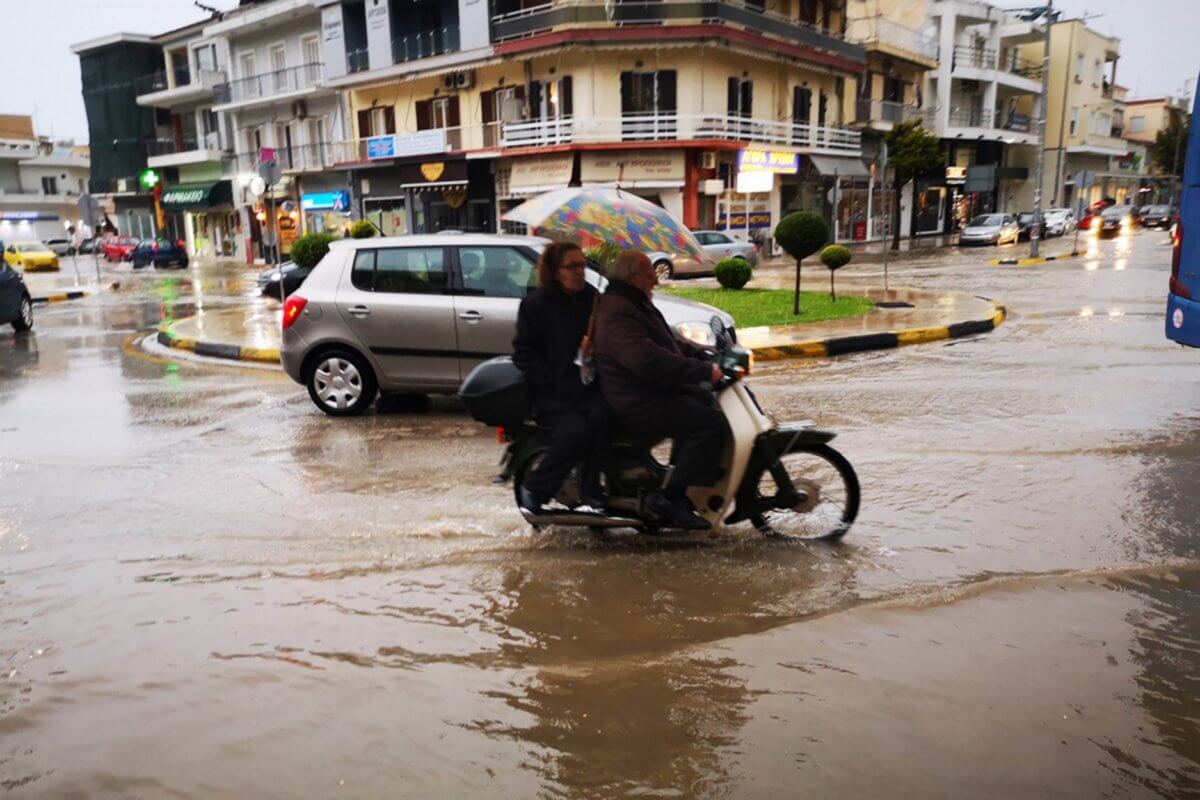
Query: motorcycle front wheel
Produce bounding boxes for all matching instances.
[748,444,860,540]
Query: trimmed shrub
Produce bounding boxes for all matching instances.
[774,211,830,314]
[819,244,853,301]
[714,257,752,290]
[289,233,337,269]
[348,219,377,239]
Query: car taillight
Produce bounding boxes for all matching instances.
[1170,221,1190,299]
[282,295,308,330]
[176,240,185,249]
[153,242,159,252]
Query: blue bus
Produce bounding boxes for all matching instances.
[1167,79,1200,347]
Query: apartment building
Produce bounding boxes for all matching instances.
[1022,19,1146,209]
[0,116,91,243]
[913,0,1044,236]
[846,0,939,240]
[322,0,868,243]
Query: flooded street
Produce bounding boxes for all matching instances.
[2,232,1198,797]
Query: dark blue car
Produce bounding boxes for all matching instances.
[1167,74,1200,347]
[0,252,33,332]
[131,238,188,269]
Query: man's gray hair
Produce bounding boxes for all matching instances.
[608,249,649,282]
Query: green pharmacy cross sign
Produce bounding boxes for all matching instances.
[139,168,161,191]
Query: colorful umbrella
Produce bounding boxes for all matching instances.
[502,185,706,262]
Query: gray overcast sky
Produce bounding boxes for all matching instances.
[4,0,1198,142]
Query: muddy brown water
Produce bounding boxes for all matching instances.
[1,232,1198,797]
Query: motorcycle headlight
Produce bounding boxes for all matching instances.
[675,321,718,347]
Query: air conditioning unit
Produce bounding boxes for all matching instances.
[117,179,128,193]
[700,151,717,170]
[292,100,308,119]
[441,74,457,91]
[453,70,475,90]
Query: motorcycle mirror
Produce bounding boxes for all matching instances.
[709,315,724,338]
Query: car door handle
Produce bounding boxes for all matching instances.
[348,305,370,317]
[458,310,483,322]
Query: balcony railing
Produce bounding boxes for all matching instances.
[214,63,324,106]
[952,45,998,71]
[234,142,344,173]
[347,48,370,74]
[845,16,938,62]
[1002,53,1043,80]
[136,66,192,95]
[392,27,459,64]
[500,113,862,154]
[997,111,1033,133]
[855,99,933,127]
[145,132,225,158]
[947,107,994,129]
[490,0,863,62]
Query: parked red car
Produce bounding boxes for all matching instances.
[102,235,140,262]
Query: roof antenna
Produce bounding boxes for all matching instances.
[194,1,222,18]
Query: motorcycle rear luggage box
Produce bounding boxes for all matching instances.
[459,356,530,427]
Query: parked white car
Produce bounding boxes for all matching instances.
[1043,208,1076,237]
[43,238,73,256]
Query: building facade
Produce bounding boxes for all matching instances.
[0,116,91,244]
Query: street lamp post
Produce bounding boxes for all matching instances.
[1029,1,1055,259]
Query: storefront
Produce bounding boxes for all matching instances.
[301,190,352,236]
[160,181,238,260]
[580,150,686,220]
[496,153,576,231]
[359,156,496,235]
[0,211,66,245]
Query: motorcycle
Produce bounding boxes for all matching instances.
[460,317,860,540]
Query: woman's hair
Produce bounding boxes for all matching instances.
[536,241,584,290]
[608,249,650,282]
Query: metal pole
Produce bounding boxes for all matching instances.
[880,141,890,291]
[1171,106,1185,206]
[1029,1,1054,258]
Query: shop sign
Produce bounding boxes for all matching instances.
[397,159,468,188]
[0,211,58,221]
[716,211,772,229]
[580,150,684,185]
[509,154,574,193]
[964,164,997,193]
[161,188,207,206]
[443,187,468,208]
[945,166,967,183]
[1115,152,1143,171]
[420,162,446,182]
[367,136,396,160]
[302,191,350,212]
[737,149,799,174]
[734,170,773,194]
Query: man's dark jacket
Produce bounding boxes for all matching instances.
[593,279,712,430]
[512,284,599,410]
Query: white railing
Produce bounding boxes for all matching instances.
[845,16,938,62]
[856,99,936,127]
[500,113,862,154]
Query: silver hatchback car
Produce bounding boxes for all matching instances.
[280,234,736,415]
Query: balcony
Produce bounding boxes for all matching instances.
[233,141,345,174]
[347,48,370,74]
[0,138,38,160]
[951,45,997,71]
[392,27,460,64]
[855,99,935,129]
[947,107,993,129]
[145,133,228,169]
[213,63,326,110]
[490,0,863,63]
[136,67,226,108]
[845,16,938,65]
[1001,53,1043,81]
[500,113,862,155]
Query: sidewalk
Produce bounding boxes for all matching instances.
[759,234,1080,268]
[154,282,1006,367]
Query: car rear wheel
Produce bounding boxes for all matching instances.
[12,294,32,332]
[653,259,674,281]
[306,349,378,417]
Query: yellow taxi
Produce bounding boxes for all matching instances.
[3,240,60,272]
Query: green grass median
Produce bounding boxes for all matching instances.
[662,287,875,328]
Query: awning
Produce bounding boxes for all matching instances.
[160,181,233,211]
[808,156,870,178]
[508,154,573,197]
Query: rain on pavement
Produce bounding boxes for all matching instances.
[1,231,1198,797]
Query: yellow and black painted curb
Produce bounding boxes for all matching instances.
[749,301,1008,362]
[988,250,1082,267]
[31,290,89,305]
[155,328,281,364]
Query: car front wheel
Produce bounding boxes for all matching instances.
[306,349,378,417]
[653,259,674,281]
[12,294,33,332]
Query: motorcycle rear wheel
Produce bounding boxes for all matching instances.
[749,444,859,540]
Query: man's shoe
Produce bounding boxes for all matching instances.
[644,492,711,531]
[519,488,546,516]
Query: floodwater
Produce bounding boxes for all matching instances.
[1,232,1197,797]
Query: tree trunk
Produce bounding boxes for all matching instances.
[793,258,802,315]
[891,176,903,252]
[829,269,836,302]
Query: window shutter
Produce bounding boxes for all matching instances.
[529,82,543,120]
[727,77,739,116]
[620,72,633,114]
[818,92,827,126]
[560,76,573,116]
[742,81,753,117]
[793,86,811,123]
[657,70,677,112]
[415,100,432,131]
[481,89,496,124]
[383,106,396,134]
[447,96,461,127]
[357,109,372,137]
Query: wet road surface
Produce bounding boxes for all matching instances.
[2,232,1198,797]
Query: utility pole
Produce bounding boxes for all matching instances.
[1029,1,1055,258]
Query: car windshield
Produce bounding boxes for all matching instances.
[970,215,1005,227]
[1017,214,1034,223]
[16,243,49,253]
[1101,208,1127,219]
[1151,206,1172,214]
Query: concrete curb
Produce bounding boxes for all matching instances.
[31,290,90,305]
[155,328,281,364]
[748,300,1008,362]
[988,251,1082,267]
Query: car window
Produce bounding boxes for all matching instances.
[352,247,446,294]
[16,244,46,252]
[971,215,1004,226]
[458,246,536,299]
